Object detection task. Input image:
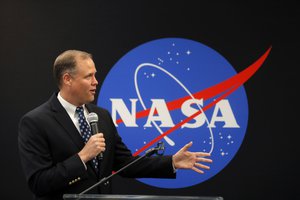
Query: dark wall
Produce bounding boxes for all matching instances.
[0,1,298,199]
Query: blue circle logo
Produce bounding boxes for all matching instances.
[98,38,249,188]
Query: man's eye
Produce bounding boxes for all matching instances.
[85,74,93,79]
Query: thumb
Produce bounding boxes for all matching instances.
[182,141,193,151]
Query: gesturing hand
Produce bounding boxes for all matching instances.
[172,141,212,174]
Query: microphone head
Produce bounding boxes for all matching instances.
[156,141,165,156]
[87,112,98,123]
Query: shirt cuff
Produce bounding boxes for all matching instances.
[78,154,87,170]
[172,159,178,173]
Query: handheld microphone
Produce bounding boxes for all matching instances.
[87,112,103,160]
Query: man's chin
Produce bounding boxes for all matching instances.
[89,96,95,103]
[82,96,95,104]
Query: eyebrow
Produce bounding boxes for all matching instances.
[84,71,96,78]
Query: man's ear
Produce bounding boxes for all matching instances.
[62,73,73,87]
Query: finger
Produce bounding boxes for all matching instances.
[192,166,204,174]
[197,157,213,163]
[95,140,105,145]
[98,137,105,143]
[90,134,101,140]
[182,141,193,151]
[95,133,104,138]
[93,135,105,143]
[101,147,106,152]
[195,162,210,170]
[95,143,105,152]
[195,152,211,157]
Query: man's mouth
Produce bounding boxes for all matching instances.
[90,89,96,95]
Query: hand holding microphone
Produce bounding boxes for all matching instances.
[87,112,104,160]
[78,112,105,163]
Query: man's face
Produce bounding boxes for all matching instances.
[68,57,98,106]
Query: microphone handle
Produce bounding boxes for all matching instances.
[90,122,104,160]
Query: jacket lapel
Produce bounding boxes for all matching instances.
[49,93,101,176]
[49,93,85,151]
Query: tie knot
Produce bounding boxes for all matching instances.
[76,106,84,114]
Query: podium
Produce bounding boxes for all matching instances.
[63,194,223,200]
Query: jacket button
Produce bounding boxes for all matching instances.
[104,181,109,186]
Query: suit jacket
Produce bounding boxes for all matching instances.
[18,93,175,200]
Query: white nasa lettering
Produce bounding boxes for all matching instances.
[110,98,138,127]
[208,99,240,128]
[181,99,240,128]
[181,99,206,128]
[144,99,175,127]
[110,98,239,128]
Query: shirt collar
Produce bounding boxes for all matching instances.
[57,92,86,118]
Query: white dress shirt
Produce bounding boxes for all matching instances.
[57,92,90,135]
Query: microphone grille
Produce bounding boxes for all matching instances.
[87,112,98,123]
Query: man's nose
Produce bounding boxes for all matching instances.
[92,76,98,85]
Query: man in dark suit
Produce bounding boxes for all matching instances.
[18,50,212,200]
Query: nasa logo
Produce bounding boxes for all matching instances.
[97,38,271,188]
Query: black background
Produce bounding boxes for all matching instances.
[0,1,298,199]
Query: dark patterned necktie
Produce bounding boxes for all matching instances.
[76,106,99,171]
